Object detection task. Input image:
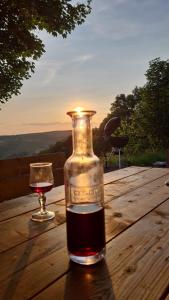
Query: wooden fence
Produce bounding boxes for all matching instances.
[0,152,66,202]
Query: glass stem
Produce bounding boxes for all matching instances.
[39,193,46,214]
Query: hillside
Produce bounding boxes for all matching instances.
[0,130,71,159]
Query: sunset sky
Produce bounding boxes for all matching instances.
[1,0,169,135]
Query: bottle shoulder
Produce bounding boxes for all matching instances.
[64,154,100,166]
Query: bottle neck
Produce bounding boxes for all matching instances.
[72,115,93,156]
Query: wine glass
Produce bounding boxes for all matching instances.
[29,162,55,222]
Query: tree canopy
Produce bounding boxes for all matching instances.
[99,58,169,154]
[0,0,91,106]
[99,86,141,136]
[131,58,169,150]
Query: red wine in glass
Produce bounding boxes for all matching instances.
[66,204,105,257]
[29,162,55,222]
[29,182,53,194]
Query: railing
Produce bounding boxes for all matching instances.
[0,152,66,202]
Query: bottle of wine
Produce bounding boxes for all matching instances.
[64,109,106,265]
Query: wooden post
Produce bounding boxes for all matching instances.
[166,148,169,167]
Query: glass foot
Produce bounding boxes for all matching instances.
[31,210,55,222]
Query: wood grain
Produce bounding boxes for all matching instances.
[0,170,168,252]
[0,185,65,222]
[0,166,167,222]
[0,171,169,299]
[103,166,149,184]
[32,199,169,300]
[0,153,65,178]
[0,153,66,202]
[0,166,151,222]
[0,203,66,253]
[0,223,66,283]
[0,167,169,221]
[104,167,169,203]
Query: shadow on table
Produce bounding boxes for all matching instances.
[64,259,115,300]
[1,220,50,300]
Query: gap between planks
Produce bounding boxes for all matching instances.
[31,199,169,300]
[0,166,150,222]
[0,168,169,254]
[0,174,169,299]
[0,167,165,226]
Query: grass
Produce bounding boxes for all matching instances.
[126,150,166,166]
[104,149,166,168]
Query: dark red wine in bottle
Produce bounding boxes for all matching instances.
[29,182,53,194]
[66,204,105,257]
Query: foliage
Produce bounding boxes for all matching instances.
[109,87,142,120]
[0,0,91,106]
[40,134,72,158]
[140,58,169,148]
[99,87,142,135]
[107,149,165,168]
[126,150,166,166]
[98,58,169,155]
[123,58,169,152]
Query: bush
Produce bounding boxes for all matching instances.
[126,150,166,166]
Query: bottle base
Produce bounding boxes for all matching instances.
[69,248,106,265]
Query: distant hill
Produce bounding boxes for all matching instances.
[0,130,71,159]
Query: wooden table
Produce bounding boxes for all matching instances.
[0,166,169,300]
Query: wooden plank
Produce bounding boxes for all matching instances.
[0,185,65,222]
[0,200,169,300]
[104,167,169,203]
[0,175,169,298]
[0,168,64,202]
[2,163,146,204]
[0,171,169,253]
[0,203,66,253]
[0,166,151,222]
[0,153,66,202]
[167,148,169,167]
[103,166,149,184]
[0,167,169,221]
[0,153,65,178]
[107,203,169,300]
[0,223,66,283]
[32,199,169,300]
[55,167,169,208]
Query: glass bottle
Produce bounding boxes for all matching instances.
[64,109,106,265]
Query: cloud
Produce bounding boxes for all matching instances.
[34,60,64,85]
[73,54,94,63]
[87,0,169,41]
[31,52,95,87]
